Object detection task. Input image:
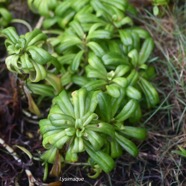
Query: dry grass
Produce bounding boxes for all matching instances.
[120,1,186,185]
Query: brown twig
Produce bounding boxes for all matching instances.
[0,137,48,186]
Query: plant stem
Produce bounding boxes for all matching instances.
[11,19,32,32]
[35,16,44,29]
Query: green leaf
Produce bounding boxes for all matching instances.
[56,36,82,52]
[133,27,150,39]
[106,84,121,98]
[85,130,104,151]
[53,90,74,117]
[5,55,20,73]
[43,17,58,28]
[100,0,126,11]
[25,29,47,46]
[57,11,76,28]
[87,42,105,57]
[49,113,75,126]
[129,103,142,123]
[75,12,103,26]
[72,75,89,87]
[39,119,54,134]
[97,92,112,121]
[126,86,142,101]
[71,50,84,71]
[81,112,98,126]
[45,73,62,95]
[126,69,139,86]
[65,128,76,136]
[2,27,19,44]
[114,65,130,77]
[88,23,109,35]
[110,139,123,158]
[72,0,90,11]
[58,54,76,65]
[115,99,138,122]
[86,122,115,137]
[65,146,78,162]
[55,1,72,16]
[72,88,86,118]
[70,20,85,39]
[43,130,69,149]
[102,52,128,66]
[131,32,140,51]
[115,132,139,157]
[27,46,52,65]
[71,137,84,153]
[119,30,133,46]
[27,83,54,97]
[111,92,125,117]
[138,77,159,108]
[16,145,33,159]
[20,53,34,72]
[128,49,139,66]
[88,53,107,75]
[54,135,71,149]
[120,126,147,140]
[40,147,58,164]
[112,77,128,88]
[29,62,47,82]
[84,90,99,113]
[28,0,57,16]
[84,141,115,173]
[172,146,186,158]
[139,37,154,64]
[114,16,133,28]
[0,7,12,27]
[87,30,111,40]
[86,66,107,80]
[91,0,116,18]
[61,71,72,86]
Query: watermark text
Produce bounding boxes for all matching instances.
[59,177,84,182]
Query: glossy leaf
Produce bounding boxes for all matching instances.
[86,122,115,137]
[139,38,154,64]
[85,141,115,173]
[115,99,138,121]
[106,84,121,98]
[85,130,104,151]
[97,92,112,121]
[71,50,84,72]
[83,80,107,91]
[120,126,147,140]
[115,132,138,157]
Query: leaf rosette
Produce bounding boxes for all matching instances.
[39,88,115,169]
[2,27,60,82]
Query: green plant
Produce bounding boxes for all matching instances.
[173,146,186,158]
[0,5,12,27]
[28,0,58,17]
[1,27,62,115]
[152,0,170,16]
[1,0,159,180]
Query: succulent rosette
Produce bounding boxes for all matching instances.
[39,88,116,173]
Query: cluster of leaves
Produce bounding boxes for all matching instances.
[0,0,12,28]
[1,0,160,180]
[1,27,62,115]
